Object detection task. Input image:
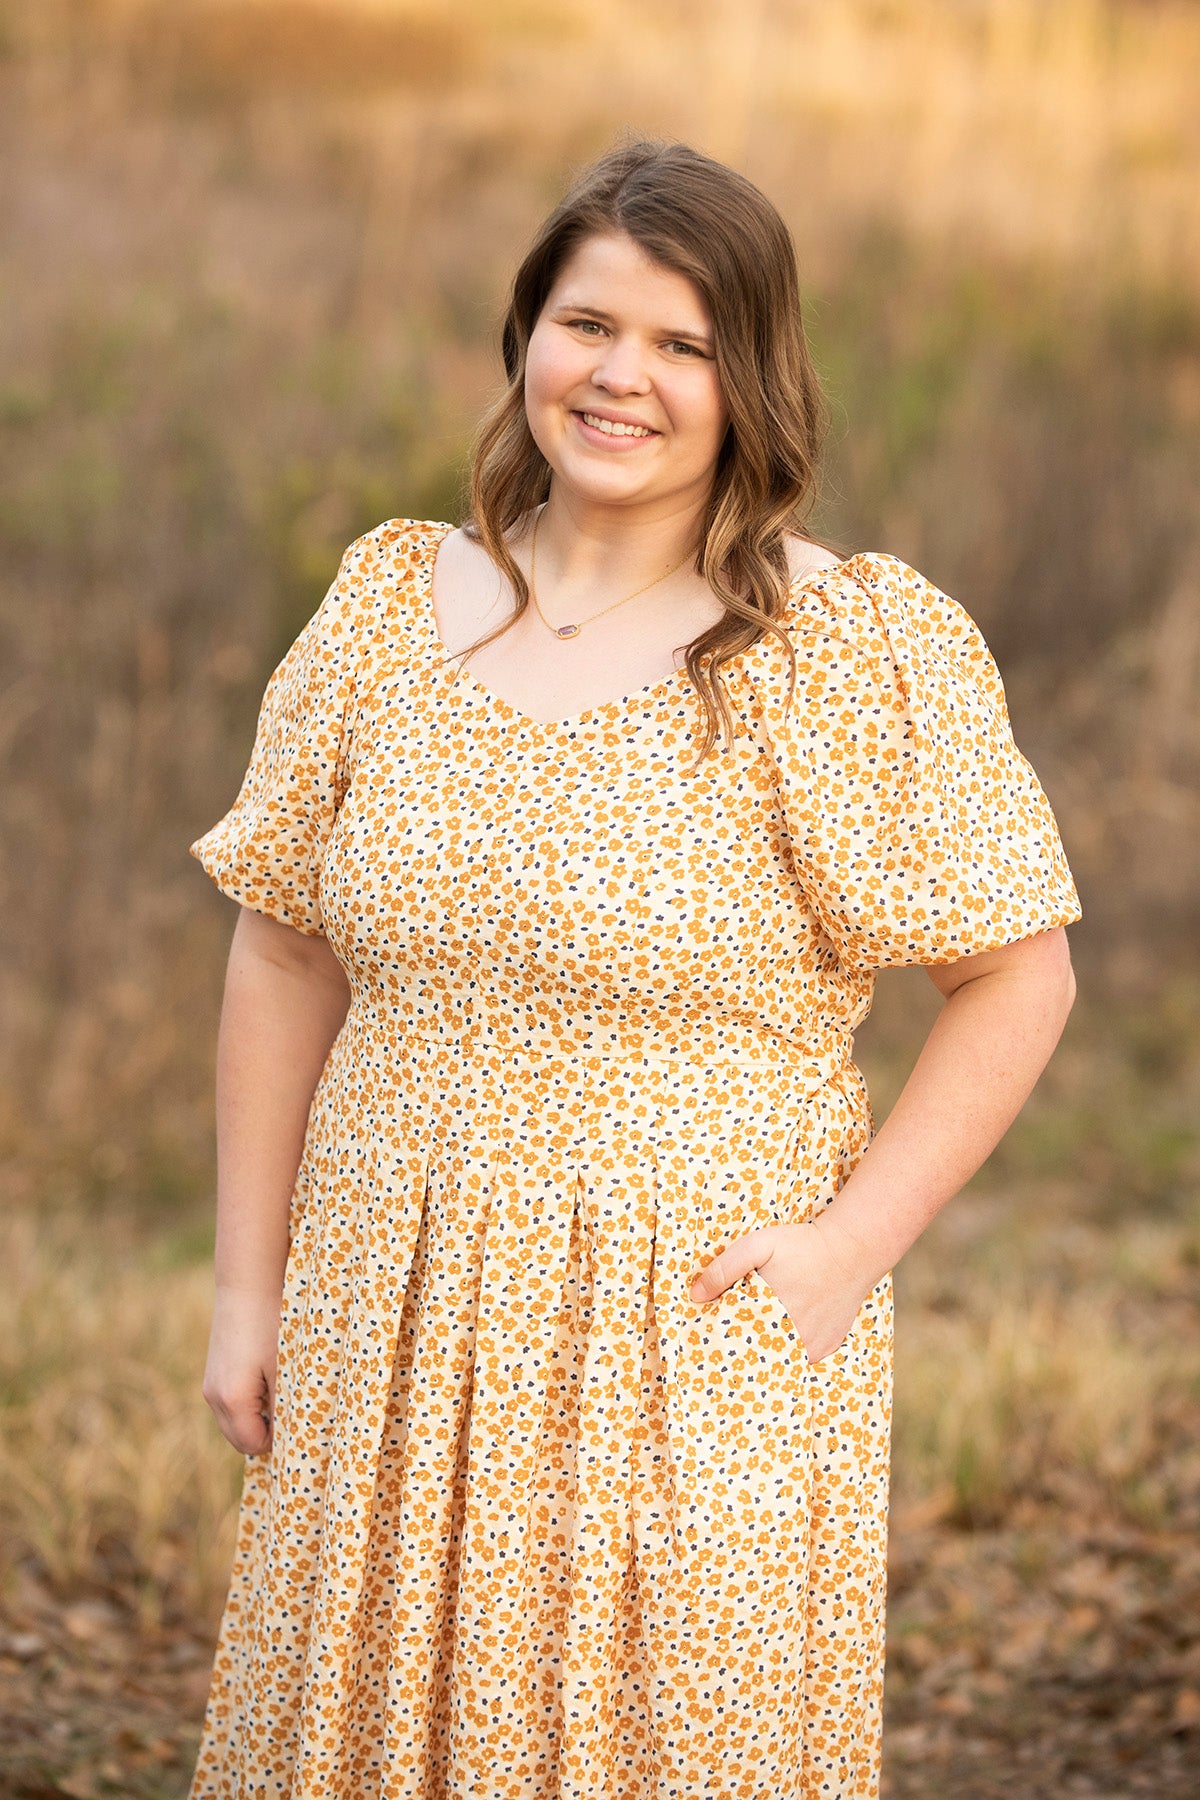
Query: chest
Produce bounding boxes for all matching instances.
[318,663,821,991]
[433,547,727,727]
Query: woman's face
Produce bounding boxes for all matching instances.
[524,230,729,517]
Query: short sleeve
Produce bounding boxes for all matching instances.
[189,534,373,936]
[743,552,1083,973]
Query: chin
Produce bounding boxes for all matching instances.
[551,461,654,503]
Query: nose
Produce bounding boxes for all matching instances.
[591,333,652,396]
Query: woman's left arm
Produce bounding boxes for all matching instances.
[689,926,1077,1362]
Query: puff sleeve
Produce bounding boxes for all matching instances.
[189,535,372,936]
[748,552,1082,973]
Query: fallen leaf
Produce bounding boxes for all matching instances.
[1171,1685,1200,1730]
[62,1600,122,1643]
[57,1769,100,1800]
[932,1689,974,1716]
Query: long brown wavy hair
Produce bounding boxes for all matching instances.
[459,135,840,769]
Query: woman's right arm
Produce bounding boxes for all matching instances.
[201,906,351,1455]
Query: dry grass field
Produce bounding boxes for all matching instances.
[3,980,1198,1797]
[1,1,1198,1794]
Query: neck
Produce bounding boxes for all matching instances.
[526,487,708,593]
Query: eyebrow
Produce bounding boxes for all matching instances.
[550,299,714,347]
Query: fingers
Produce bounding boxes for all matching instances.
[202,1375,274,1457]
[228,1402,271,1457]
[689,1251,735,1304]
[690,1228,774,1304]
[686,1228,854,1367]
[262,1358,277,1453]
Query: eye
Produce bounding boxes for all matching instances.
[666,340,707,358]
[569,318,606,336]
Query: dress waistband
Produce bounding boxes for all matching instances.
[343,1012,854,1095]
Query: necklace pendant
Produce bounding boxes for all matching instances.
[555,622,581,638]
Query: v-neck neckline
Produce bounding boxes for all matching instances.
[416,519,864,734]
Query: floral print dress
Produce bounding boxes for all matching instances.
[188,517,1081,1800]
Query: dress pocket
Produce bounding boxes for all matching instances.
[742,1264,808,1363]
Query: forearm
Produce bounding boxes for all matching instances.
[213,915,351,1299]
[815,953,1076,1291]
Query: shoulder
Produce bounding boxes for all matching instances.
[274,518,452,697]
[756,534,870,651]
[333,516,454,595]
[738,547,1006,714]
[425,521,497,605]
[782,533,844,584]
[313,515,454,638]
[779,547,991,663]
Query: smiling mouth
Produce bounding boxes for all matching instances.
[576,411,657,439]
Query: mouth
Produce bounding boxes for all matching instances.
[573,410,660,446]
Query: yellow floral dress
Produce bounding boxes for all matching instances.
[188,517,1081,1800]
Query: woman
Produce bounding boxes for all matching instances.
[188,139,1080,1799]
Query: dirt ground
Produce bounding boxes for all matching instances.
[2,1495,1197,1800]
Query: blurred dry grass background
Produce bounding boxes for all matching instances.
[1,1,1198,1795]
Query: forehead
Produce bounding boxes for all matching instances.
[544,231,711,324]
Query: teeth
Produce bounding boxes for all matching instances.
[581,412,653,438]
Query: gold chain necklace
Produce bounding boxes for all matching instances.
[528,508,696,639]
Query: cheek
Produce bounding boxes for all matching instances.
[702,367,730,442]
[524,329,579,413]
[670,371,729,454]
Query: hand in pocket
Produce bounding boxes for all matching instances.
[689,1219,869,1364]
